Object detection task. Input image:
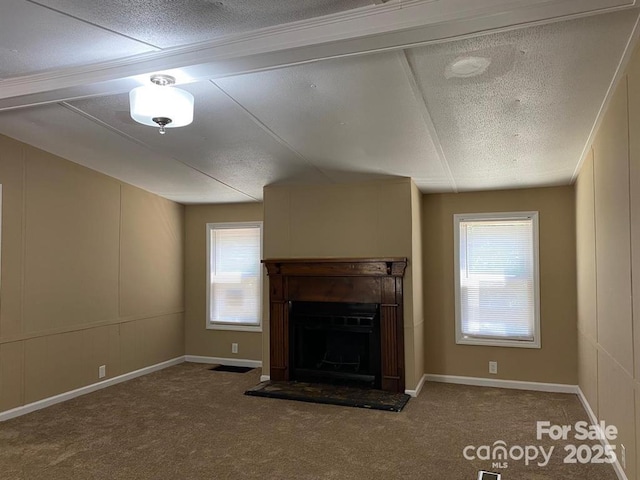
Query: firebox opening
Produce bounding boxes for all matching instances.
[290,301,382,389]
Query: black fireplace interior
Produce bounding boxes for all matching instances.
[289,301,382,389]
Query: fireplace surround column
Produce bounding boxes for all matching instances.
[262,258,407,393]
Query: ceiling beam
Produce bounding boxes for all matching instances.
[0,0,635,111]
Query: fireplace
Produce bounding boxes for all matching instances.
[262,258,407,393]
[290,301,382,388]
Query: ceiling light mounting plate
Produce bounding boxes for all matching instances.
[150,74,175,87]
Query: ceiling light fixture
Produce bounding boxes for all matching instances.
[129,74,194,134]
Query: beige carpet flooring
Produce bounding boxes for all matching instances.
[0,363,618,479]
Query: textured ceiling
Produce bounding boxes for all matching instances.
[212,52,452,191]
[0,1,638,203]
[28,0,375,49]
[0,0,156,78]
[406,9,638,191]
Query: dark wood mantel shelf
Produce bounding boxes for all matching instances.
[263,257,407,277]
[262,257,407,393]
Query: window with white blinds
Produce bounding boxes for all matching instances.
[207,222,262,331]
[454,212,540,348]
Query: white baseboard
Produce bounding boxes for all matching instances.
[424,374,580,394]
[577,387,598,426]
[405,374,427,398]
[184,355,262,368]
[260,375,270,382]
[577,388,628,480]
[0,356,185,422]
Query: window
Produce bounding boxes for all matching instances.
[206,222,262,331]
[454,212,540,348]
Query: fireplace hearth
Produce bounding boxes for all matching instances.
[262,258,407,393]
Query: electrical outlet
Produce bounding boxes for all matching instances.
[621,444,626,469]
[232,343,238,354]
[489,361,498,375]
[98,365,106,379]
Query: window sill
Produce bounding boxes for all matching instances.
[456,337,540,349]
[207,323,262,333]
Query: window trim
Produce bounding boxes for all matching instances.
[453,211,541,349]
[206,221,263,332]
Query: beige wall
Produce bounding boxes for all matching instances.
[575,43,640,480]
[263,178,424,389]
[422,186,577,384]
[184,203,264,360]
[0,134,185,413]
[410,182,425,385]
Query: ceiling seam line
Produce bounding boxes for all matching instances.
[210,80,335,182]
[398,50,458,192]
[58,102,258,201]
[24,0,163,51]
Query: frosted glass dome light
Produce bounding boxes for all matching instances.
[129,74,194,134]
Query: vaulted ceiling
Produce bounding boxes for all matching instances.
[0,0,638,203]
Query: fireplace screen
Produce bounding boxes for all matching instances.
[290,301,382,389]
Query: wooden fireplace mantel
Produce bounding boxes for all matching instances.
[262,257,407,393]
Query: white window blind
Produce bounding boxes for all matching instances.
[207,223,262,329]
[454,212,540,348]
